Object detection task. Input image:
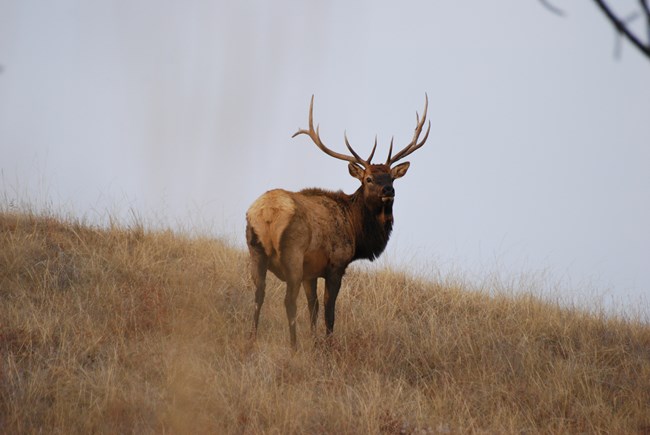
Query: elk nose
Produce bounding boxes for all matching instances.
[382,185,395,197]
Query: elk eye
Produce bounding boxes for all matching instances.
[366,177,373,183]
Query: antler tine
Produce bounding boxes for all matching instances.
[385,136,394,165]
[345,131,377,167]
[366,136,377,163]
[343,131,365,163]
[388,93,430,166]
[292,95,367,167]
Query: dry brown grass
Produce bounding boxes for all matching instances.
[1,210,649,434]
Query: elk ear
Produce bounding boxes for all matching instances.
[348,163,364,181]
[390,162,410,180]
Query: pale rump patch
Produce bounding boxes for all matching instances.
[246,189,296,257]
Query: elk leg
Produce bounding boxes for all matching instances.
[282,251,304,350]
[302,279,319,333]
[248,243,267,340]
[285,279,302,350]
[324,273,343,335]
[252,268,267,338]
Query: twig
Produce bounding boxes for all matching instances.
[641,0,650,44]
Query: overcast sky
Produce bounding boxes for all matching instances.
[1,1,648,316]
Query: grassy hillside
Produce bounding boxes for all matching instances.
[1,211,649,434]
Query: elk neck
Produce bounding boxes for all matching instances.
[348,186,394,262]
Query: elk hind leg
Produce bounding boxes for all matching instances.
[250,255,267,339]
[303,279,319,333]
[282,252,304,350]
[247,227,267,339]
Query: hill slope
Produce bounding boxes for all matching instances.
[1,212,649,433]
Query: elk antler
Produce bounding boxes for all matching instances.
[292,95,374,168]
[386,94,430,166]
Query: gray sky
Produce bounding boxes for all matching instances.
[1,1,649,316]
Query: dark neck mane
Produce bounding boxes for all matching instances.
[349,188,394,262]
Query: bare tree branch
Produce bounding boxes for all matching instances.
[540,0,650,62]
[592,0,650,60]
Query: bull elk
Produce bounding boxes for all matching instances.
[246,95,430,348]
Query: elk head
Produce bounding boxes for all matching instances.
[292,95,430,211]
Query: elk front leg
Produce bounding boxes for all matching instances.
[323,272,343,335]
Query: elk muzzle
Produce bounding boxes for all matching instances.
[381,185,395,202]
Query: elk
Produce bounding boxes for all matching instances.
[246,95,430,348]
